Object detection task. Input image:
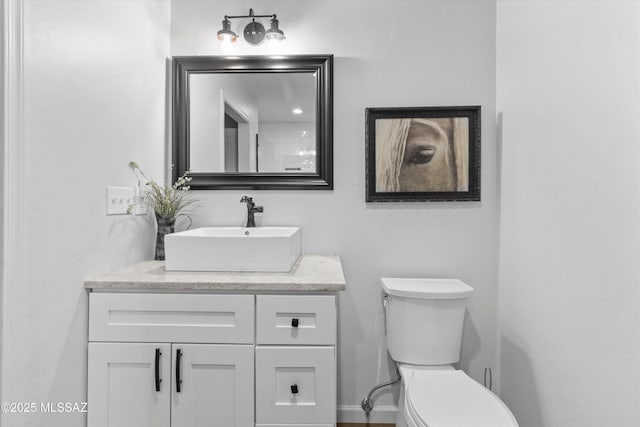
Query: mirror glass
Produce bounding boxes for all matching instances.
[189,72,317,174]
[172,55,333,190]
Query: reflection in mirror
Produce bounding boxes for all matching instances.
[189,73,317,174]
[172,55,333,190]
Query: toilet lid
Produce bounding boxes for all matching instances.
[406,370,518,427]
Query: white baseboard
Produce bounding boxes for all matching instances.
[337,404,398,424]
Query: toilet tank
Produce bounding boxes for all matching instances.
[381,278,474,365]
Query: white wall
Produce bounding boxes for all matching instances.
[497,2,640,426]
[1,1,170,426]
[172,0,498,421]
[0,1,6,404]
[189,74,225,171]
[190,74,259,172]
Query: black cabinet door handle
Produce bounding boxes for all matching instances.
[154,348,162,392]
[291,318,299,328]
[176,349,183,392]
[291,384,299,394]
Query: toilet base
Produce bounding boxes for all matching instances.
[395,364,457,427]
[395,384,410,427]
[395,381,407,427]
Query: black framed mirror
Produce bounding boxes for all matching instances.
[172,55,333,190]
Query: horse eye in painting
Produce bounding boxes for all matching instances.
[407,145,437,165]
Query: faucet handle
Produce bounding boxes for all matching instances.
[240,195,253,203]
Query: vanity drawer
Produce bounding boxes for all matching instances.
[255,346,335,425]
[89,293,254,343]
[256,295,336,345]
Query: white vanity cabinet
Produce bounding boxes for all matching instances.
[85,256,345,427]
[87,292,339,427]
[88,293,256,427]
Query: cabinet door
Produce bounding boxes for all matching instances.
[172,344,254,427]
[88,343,171,427]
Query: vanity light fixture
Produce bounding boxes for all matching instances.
[265,17,285,42]
[217,8,285,45]
[217,18,237,43]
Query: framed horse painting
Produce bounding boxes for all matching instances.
[365,106,481,202]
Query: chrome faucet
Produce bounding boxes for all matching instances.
[240,196,263,228]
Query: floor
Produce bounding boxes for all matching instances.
[337,424,395,427]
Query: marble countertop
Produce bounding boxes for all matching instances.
[85,255,346,292]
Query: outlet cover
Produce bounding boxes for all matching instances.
[106,186,134,215]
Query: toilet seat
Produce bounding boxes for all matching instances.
[404,369,518,427]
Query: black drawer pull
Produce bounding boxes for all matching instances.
[176,349,183,393]
[154,348,162,392]
[291,318,299,328]
[291,384,299,394]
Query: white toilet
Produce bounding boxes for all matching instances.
[381,277,519,427]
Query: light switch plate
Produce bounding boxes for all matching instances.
[106,186,134,215]
[133,189,148,216]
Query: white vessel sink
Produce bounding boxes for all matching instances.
[164,227,301,272]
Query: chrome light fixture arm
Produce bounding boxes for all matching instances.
[225,8,275,20]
